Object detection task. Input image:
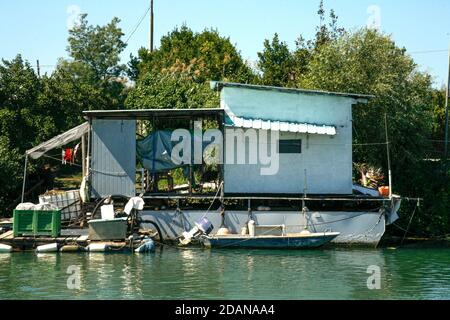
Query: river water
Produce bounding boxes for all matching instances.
[0,247,449,300]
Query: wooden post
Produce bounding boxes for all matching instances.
[81,133,86,177]
[219,112,225,195]
[189,119,194,196]
[21,154,28,203]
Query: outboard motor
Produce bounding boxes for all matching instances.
[179,218,214,246]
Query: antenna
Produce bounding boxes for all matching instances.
[385,114,393,199]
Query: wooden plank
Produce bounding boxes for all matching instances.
[0,230,13,240]
[77,235,89,242]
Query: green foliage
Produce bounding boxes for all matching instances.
[295,28,449,235]
[126,71,219,110]
[126,26,246,120]
[300,29,434,170]
[61,14,128,111]
[257,33,295,87]
[68,14,126,81]
[0,56,53,210]
[136,25,255,83]
[256,1,345,87]
[254,1,448,235]
[0,3,448,235]
[0,15,128,213]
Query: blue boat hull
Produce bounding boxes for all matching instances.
[204,233,340,249]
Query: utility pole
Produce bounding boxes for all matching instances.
[444,44,450,160]
[36,59,41,78]
[150,0,154,52]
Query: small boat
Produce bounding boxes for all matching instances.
[202,232,340,249]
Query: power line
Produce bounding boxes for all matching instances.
[125,5,151,45]
[409,49,448,55]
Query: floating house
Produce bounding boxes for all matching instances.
[22,82,402,246]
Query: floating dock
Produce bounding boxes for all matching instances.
[0,230,154,253]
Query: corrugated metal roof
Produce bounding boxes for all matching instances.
[227,115,337,136]
[83,108,224,120]
[26,122,90,160]
[211,81,373,101]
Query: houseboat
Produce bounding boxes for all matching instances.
[21,82,402,247]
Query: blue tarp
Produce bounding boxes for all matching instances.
[137,131,214,173]
[137,131,183,173]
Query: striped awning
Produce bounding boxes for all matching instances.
[226,115,337,136]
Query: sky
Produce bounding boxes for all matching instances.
[0,0,449,87]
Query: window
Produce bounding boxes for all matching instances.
[279,139,302,154]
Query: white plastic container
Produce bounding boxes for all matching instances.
[100,205,115,220]
[36,243,58,253]
[0,243,12,253]
[248,220,256,237]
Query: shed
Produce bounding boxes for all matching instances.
[211,82,372,195]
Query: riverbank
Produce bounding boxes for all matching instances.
[379,235,450,249]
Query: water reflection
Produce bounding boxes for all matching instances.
[0,248,449,300]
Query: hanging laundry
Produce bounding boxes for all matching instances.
[72,143,81,164]
[64,148,72,165]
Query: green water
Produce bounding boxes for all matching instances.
[0,247,449,300]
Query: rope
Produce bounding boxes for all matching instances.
[400,200,420,246]
[201,181,223,220]
[282,210,380,228]
[42,154,128,176]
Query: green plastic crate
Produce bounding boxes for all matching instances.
[13,210,61,238]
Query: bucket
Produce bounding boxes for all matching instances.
[195,218,214,235]
[378,186,390,197]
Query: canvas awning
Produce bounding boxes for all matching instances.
[26,122,90,160]
[226,115,337,136]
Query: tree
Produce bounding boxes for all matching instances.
[0,56,56,210]
[256,1,345,87]
[299,29,434,169]
[57,14,128,111]
[0,15,129,212]
[298,28,449,235]
[257,33,294,87]
[126,70,219,111]
[68,14,126,81]
[136,25,255,83]
[312,0,345,50]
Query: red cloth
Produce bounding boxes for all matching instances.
[64,148,72,162]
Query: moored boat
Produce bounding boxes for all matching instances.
[203,232,340,249]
